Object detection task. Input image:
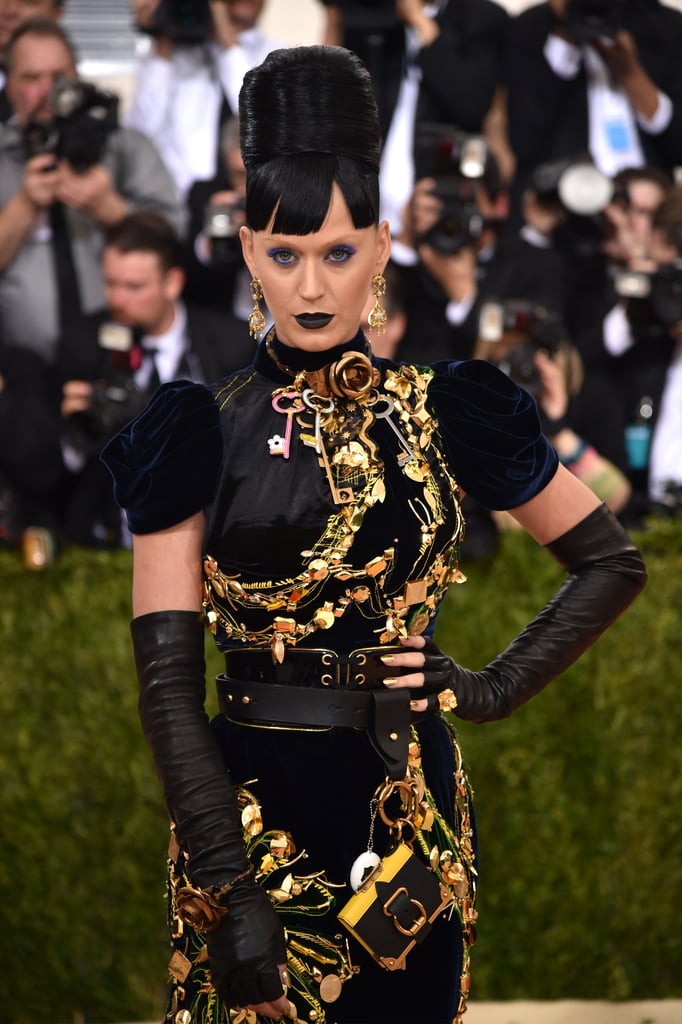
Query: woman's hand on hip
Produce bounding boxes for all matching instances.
[380,634,449,713]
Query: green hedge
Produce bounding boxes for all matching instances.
[1,518,680,1022]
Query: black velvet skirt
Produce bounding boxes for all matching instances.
[165,712,477,1024]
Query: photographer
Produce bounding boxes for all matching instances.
[0,19,184,367]
[505,0,682,227]
[601,164,672,268]
[182,114,255,327]
[319,1,508,169]
[57,210,255,547]
[512,157,672,472]
[127,0,283,200]
[346,0,510,242]
[389,128,510,364]
[603,188,682,519]
[473,300,632,516]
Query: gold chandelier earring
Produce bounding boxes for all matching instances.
[248,277,267,340]
[367,273,387,334]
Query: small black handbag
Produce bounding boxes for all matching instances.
[337,841,452,971]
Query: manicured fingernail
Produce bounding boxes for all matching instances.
[383,677,398,687]
[380,654,395,664]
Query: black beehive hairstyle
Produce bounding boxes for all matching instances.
[239,45,380,174]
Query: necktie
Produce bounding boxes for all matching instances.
[214,89,233,181]
[141,344,161,392]
[49,201,82,331]
[0,86,12,125]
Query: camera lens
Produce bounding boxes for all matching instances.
[498,344,542,396]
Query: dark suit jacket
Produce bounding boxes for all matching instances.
[182,172,245,311]
[344,0,509,145]
[506,0,682,181]
[0,343,63,495]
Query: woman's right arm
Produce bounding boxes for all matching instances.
[130,513,289,1020]
[132,510,205,615]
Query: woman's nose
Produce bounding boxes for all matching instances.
[297,260,325,302]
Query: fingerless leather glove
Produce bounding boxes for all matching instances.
[422,503,646,721]
[131,610,286,1006]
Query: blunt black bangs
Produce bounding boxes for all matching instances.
[245,155,380,234]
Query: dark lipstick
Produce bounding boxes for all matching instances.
[294,313,334,329]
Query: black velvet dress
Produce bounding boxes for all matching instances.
[102,331,557,1024]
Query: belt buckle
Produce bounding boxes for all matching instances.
[347,646,395,688]
[321,652,360,687]
[319,649,342,687]
[340,650,374,687]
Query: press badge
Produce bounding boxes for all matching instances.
[604,117,631,153]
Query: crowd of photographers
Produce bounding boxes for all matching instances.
[0,0,680,569]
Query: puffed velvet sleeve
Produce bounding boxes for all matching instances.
[428,359,559,510]
[100,380,223,535]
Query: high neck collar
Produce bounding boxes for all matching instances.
[253,327,371,384]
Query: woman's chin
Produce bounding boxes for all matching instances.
[276,321,353,351]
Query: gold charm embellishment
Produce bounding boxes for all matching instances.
[319,973,344,1003]
[438,688,458,713]
[327,351,380,400]
[168,950,192,983]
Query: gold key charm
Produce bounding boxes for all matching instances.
[371,395,415,467]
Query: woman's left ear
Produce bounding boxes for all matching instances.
[376,219,391,274]
[239,225,256,277]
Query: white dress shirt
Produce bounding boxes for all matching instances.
[543,34,672,177]
[127,30,281,199]
[379,2,443,236]
[135,299,203,388]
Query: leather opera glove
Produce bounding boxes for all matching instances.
[421,503,647,722]
[130,611,286,1008]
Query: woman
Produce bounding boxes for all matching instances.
[101,46,646,1024]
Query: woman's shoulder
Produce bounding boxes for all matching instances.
[423,358,559,509]
[100,379,224,535]
[427,357,538,416]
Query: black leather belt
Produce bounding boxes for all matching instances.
[222,645,401,689]
[217,646,420,780]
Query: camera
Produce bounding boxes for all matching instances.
[478,300,565,396]
[564,0,625,43]
[23,77,119,174]
[614,259,682,336]
[530,155,621,258]
[203,197,245,265]
[420,177,485,255]
[142,0,213,44]
[64,323,149,457]
[414,125,495,255]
